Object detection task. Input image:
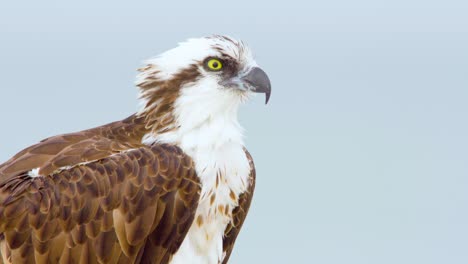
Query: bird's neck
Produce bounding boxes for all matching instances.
[141,88,245,157]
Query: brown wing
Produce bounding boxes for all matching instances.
[0,143,200,264]
[221,149,256,264]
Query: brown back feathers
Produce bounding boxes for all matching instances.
[0,115,201,264]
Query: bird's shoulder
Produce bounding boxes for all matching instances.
[0,114,150,179]
[0,115,202,263]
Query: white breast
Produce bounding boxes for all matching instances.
[143,119,251,264]
[169,142,251,264]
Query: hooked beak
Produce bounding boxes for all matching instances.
[241,67,272,104]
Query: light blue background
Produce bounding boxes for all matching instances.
[1,1,467,263]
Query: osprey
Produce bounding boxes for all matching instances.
[0,35,271,264]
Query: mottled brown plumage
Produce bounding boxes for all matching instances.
[0,115,205,263]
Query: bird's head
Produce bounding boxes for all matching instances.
[136,35,271,137]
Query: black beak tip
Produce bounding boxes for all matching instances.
[265,90,271,104]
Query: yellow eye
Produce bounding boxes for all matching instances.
[206,58,223,71]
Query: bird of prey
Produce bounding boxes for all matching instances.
[0,35,271,264]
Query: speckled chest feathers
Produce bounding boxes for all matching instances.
[158,118,252,264]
